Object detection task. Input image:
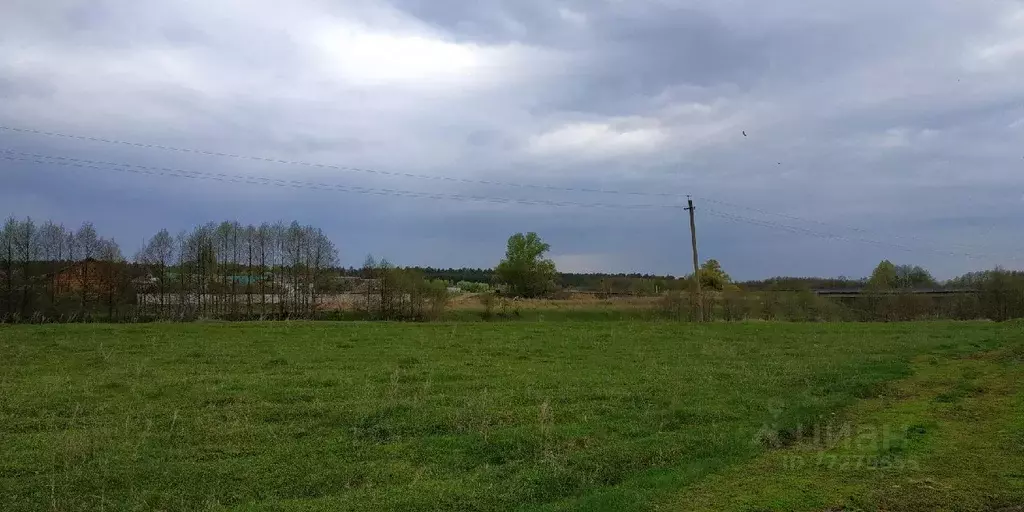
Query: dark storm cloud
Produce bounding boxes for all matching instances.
[1,0,1022,278]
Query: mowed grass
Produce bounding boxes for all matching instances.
[657,344,1024,511]
[0,321,1019,511]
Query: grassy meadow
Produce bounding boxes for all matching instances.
[1,321,1022,511]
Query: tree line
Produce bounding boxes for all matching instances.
[2,219,1022,323]
[404,267,689,295]
[660,259,1024,322]
[0,216,342,321]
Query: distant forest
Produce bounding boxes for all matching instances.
[378,268,962,293]
[2,215,1022,323]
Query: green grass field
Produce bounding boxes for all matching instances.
[1,322,1022,511]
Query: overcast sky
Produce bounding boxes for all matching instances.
[2,0,1022,279]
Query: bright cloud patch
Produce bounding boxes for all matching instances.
[557,8,587,26]
[977,37,1024,66]
[527,121,668,159]
[972,5,1024,67]
[310,23,494,88]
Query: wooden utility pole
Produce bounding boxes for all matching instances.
[685,197,703,322]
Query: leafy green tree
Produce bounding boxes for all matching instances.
[867,260,898,290]
[699,259,731,291]
[495,232,557,298]
[868,261,936,290]
[894,264,936,289]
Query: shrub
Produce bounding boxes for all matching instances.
[479,292,497,320]
[456,281,491,294]
[978,269,1024,321]
[720,288,753,321]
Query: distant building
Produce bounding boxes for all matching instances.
[228,275,262,286]
[131,275,158,290]
[53,259,120,296]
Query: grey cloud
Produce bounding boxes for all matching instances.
[0,75,56,101]
[384,0,563,44]
[1,0,1022,279]
[393,1,771,113]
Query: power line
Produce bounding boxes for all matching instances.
[703,208,1009,261]
[6,149,1019,263]
[0,125,678,198]
[3,125,1018,262]
[6,148,1015,262]
[699,196,992,253]
[0,150,681,210]
[3,124,1010,257]
[705,208,927,253]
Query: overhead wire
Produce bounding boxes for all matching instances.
[2,124,1007,255]
[2,123,1018,262]
[698,196,994,253]
[703,208,1008,261]
[0,125,678,198]
[0,150,682,210]
[2,148,1009,261]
